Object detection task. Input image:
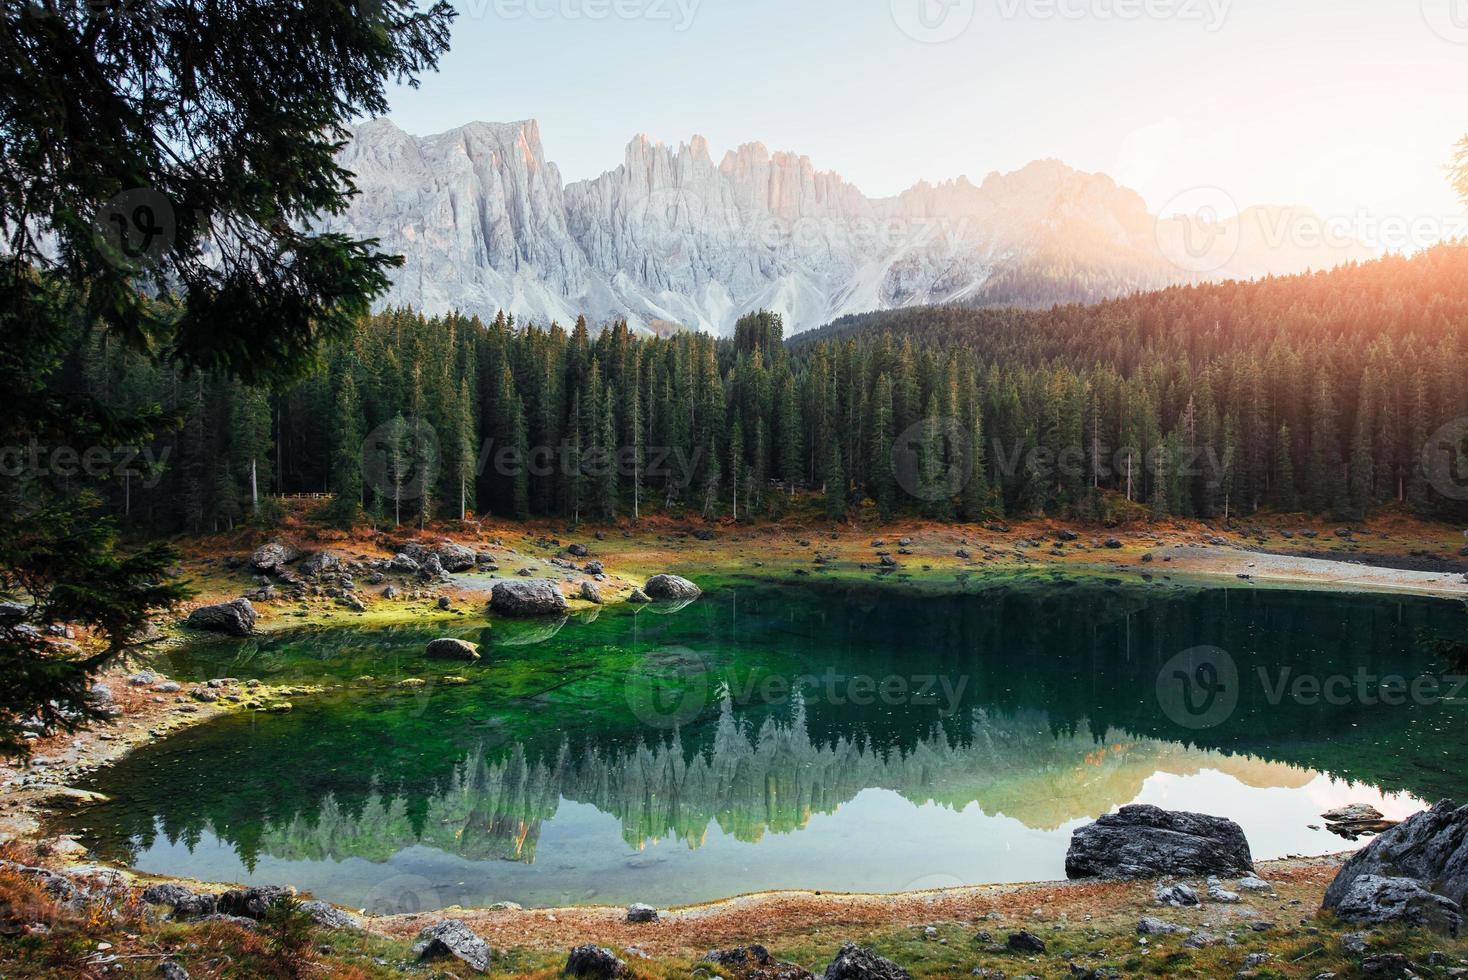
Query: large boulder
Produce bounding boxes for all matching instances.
[822,944,910,980]
[185,599,257,636]
[643,574,702,600]
[490,580,569,617]
[426,638,480,662]
[564,944,627,978]
[1325,875,1463,935]
[250,541,299,572]
[1323,800,1468,913]
[412,920,493,972]
[1065,805,1254,880]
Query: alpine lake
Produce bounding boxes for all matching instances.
[51,572,1468,914]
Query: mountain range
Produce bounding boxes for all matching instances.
[324,118,1371,335]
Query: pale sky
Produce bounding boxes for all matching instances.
[385,0,1468,232]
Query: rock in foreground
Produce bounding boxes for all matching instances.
[425,638,481,661]
[564,944,627,978]
[490,579,569,617]
[822,943,910,979]
[185,599,257,636]
[1325,874,1463,935]
[1066,804,1254,880]
[643,574,701,600]
[1323,799,1468,913]
[413,920,493,972]
[704,945,815,979]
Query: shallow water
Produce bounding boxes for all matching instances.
[61,578,1468,911]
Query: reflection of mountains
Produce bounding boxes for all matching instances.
[257,697,1314,865]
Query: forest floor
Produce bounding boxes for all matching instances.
[2,505,1466,976]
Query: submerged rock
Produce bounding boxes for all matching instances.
[425,638,480,661]
[1065,805,1254,880]
[565,944,627,978]
[185,599,257,636]
[643,574,702,600]
[412,920,493,972]
[822,943,911,979]
[490,579,569,617]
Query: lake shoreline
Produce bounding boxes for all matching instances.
[2,512,1466,976]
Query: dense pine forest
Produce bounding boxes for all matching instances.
[49,245,1468,532]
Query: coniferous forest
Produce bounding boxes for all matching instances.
[45,245,1468,533]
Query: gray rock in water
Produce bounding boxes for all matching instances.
[625,902,658,923]
[1323,800,1468,911]
[425,638,480,661]
[412,920,493,972]
[579,580,604,604]
[627,589,650,604]
[1325,874,1463,935]
[250,541,300,572]
[822,943,912,979]
[185,599,257,636]
[1065,805,1254,880]
[490,579,569,617]
[1154,882,1200,907]
[643,574,702,600]
[298,900,365,931]
[565,944,627,978]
